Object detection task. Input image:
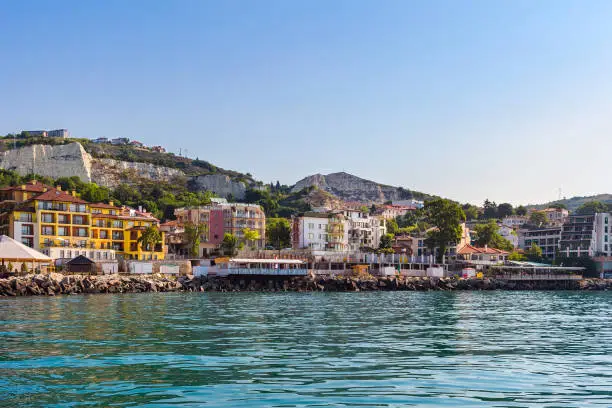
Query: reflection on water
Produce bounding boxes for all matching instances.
[1,291,612,407]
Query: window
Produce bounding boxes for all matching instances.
[58,214,70,224]
[75,228,88,237]
[59,250,64,258]
[21,237,33,248]
[606,235,609,243]
[70,204,86,213]
[73,215,86,225]
[308,233,314,239]
[19,213,33,222]
[41,226,54,235]
[308,223,314,229]
[67,250,72,258]
[58,226,69,236]
[112,220,122,228]
[100,230,108,239]
[21,225,33,236]
[41,213,54,223]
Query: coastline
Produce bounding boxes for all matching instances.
[1,273,611,297]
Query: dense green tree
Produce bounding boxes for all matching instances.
[184,222,208,257]
[529,211,548,227]
[550,202,567,210]
[483,199,498,219]
[515,205,527,216]
[137,226,162,252]
[242,227,261,249]
[397,208,424,228]
[508,251,527,261]
[525,242,543,262]
[575,201,609,215]
[80,183,110,203]
[497,203,514,218]
[378,233,394,253]
[386,218,399,235]
[266,218,291,249]
[423,199,466,262]
[221,233,238,256]
[472,220,514,251]
[112,183,142,205]
[462,204,480,221]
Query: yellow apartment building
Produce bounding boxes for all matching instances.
[0,181,165,261]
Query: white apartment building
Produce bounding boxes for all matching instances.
[498,224,518,248]
[291,212,347,251]
[291,209,387,252]
[501,215,528,228]
[341,209,386,251]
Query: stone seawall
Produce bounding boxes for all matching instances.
[1,274,612,297]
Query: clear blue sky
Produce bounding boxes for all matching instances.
[2,0,612,206]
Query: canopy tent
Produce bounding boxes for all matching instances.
[0,235,52,274]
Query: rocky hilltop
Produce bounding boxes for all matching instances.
[0,142,248,198]
[292,172,421,204]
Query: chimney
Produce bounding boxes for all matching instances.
[109,201,114,206]
[138,205,143,213]
[43,188,47,192]
[56,185,62,191]
[31,180,37,185]
[71,191,76,197]
[21,185,25,190]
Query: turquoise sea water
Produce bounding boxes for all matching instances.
[1,291,612,407]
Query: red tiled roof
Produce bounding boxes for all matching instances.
[0,180,55,193]
[89,202,119,209]
[457,244,509,255]
[34,189,88,204]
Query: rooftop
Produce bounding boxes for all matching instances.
[457,244,509,255]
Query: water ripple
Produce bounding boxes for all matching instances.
[1,291,612,407]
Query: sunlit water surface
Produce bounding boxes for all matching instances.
[1,291,612,407]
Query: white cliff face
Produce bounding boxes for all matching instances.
[291,172,405,203]
[0,143,93,182]
[0,143,250,196]
[91,158,184,187]
[0,142,183,187]
[190,174,246,199]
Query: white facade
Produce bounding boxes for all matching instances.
[292,210,386,252]
[501,215,528,228]
[392,199,424,209]
[292,214,348,251]
[341,209,386,251]
[498,224,518,248]
[41,247,116,261]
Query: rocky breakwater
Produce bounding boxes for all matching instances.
[178,275,611,292]
[0,273,183,296]
[2,274,612,297]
